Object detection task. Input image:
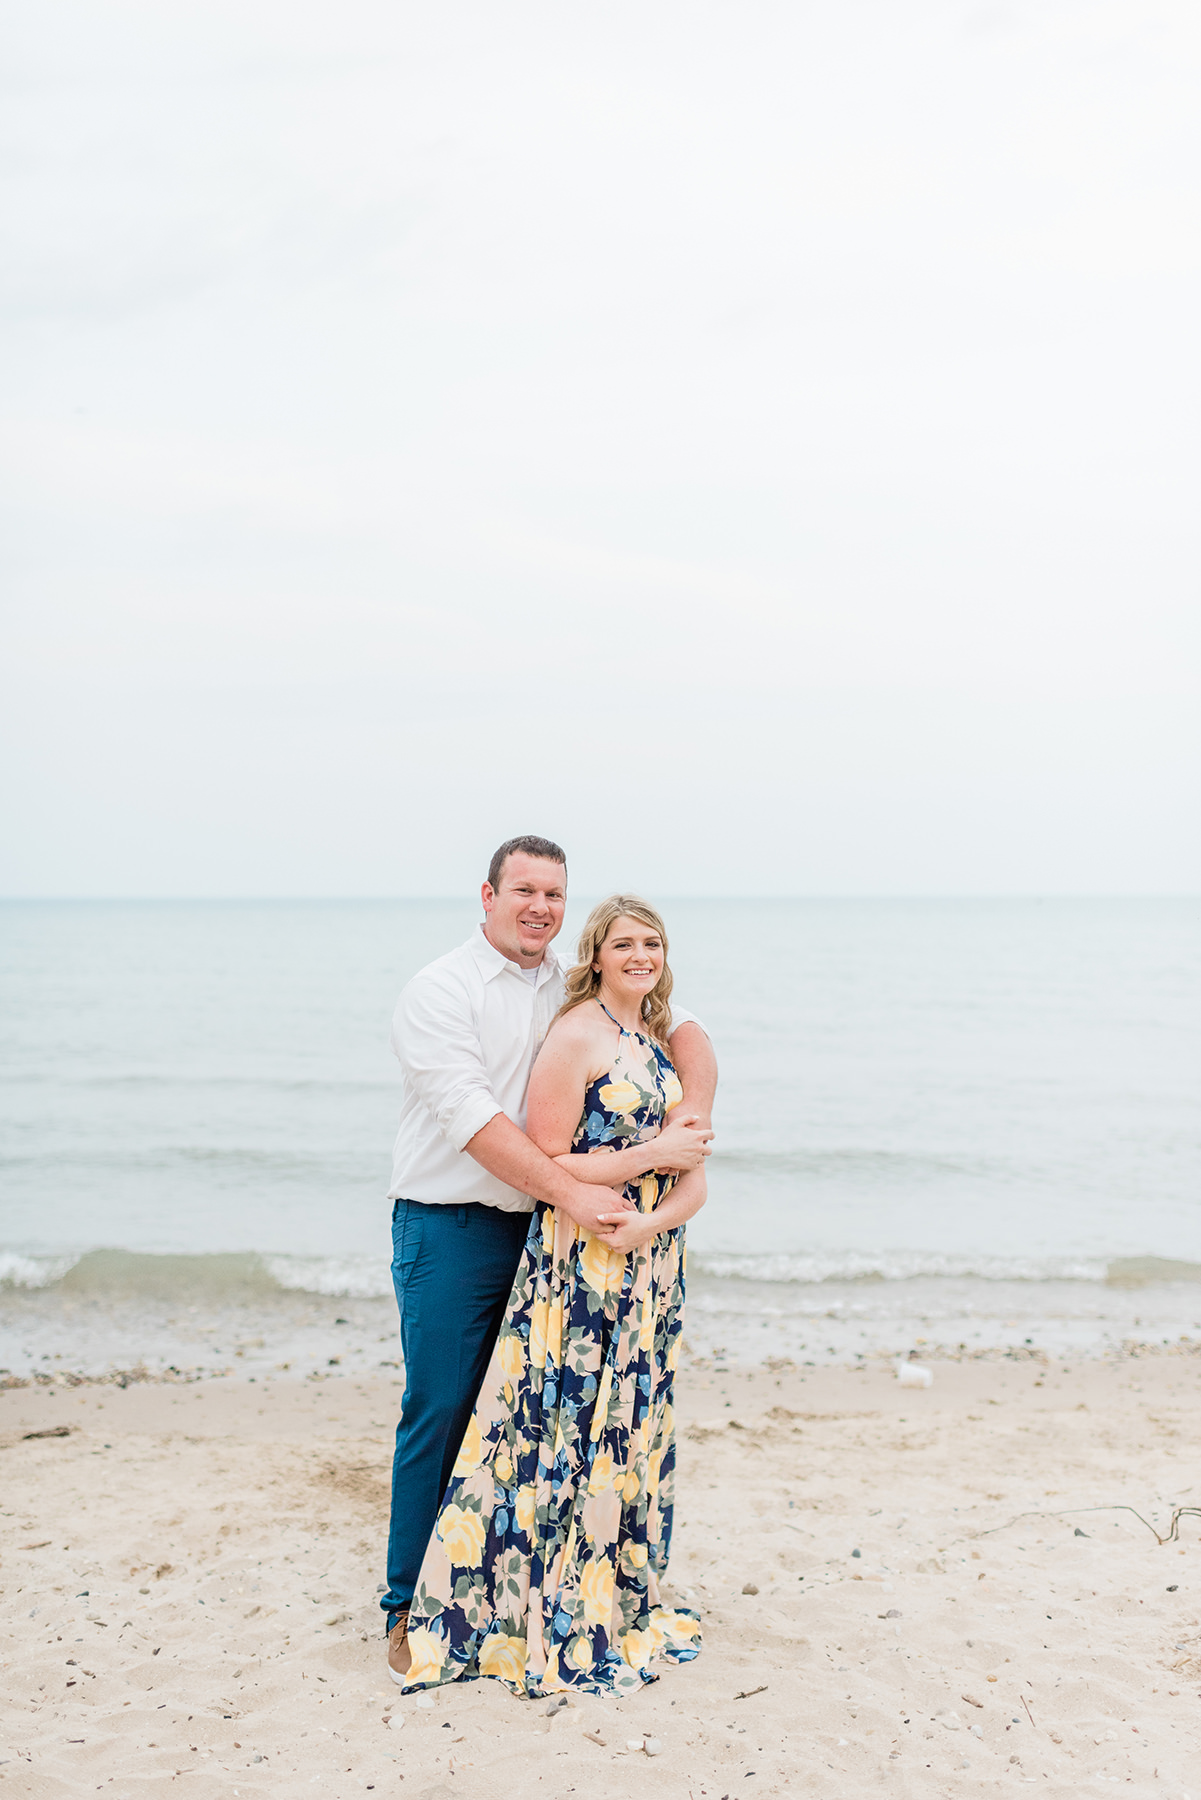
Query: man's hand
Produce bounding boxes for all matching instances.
[559,1182,637,1237]
[645,1111,713,1172]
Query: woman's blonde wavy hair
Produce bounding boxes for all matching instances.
[558,894,674,1045]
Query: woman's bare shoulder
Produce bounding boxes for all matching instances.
[541,1003,605,1053]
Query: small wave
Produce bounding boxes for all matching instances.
[0,1251,77,1290]
[263,1255,392,1299]
[1106,1256,1201,1287]
[8,1245,1201,1303]
[709,1148,1007,1181]
[0,1246,393,1301]
[688,1249,1112,1284]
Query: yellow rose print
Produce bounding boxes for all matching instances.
[478,1631,526,1684]
[666,1336,680,1373]
[404,1625,445,1686]
[597,1078,642,1116]
[567,1634,593,1672]
[622,1466,642,1503]
[493,1447,513,1485]
[621,1540,649,1574]
[638,1289,654,1351]
[544,1299,562,1368]
[436,1503,486,1567]
[589,1363,613,1442]
[663,1609,701,1640]
[662,1070,683,1112]
[640,1174,658,1211]
[578,1556,615,1627]
[587,1450,615,1495]
[515,1484,536,1534]
[497,1333,524,1380]
[620,1627,651,1669]
[579,1231,622,1301]
[647,1447,664,1495]
[529,1296,549,1368]
[452,1414,482,1476]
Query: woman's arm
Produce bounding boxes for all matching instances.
[525,1013,600,1157]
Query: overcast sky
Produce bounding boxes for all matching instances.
[2,0,1198,897]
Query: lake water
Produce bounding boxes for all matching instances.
[2,897,1200,1375]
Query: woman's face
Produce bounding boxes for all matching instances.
[593,915,665,1005]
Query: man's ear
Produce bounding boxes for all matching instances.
[481,882,496,914]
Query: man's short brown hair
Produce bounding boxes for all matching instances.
[487,836,568,892]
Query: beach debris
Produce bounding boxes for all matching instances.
[626,1737,645,1751]
[1074,1527,1089,1537]
[582,1730,607,1747]
[21,1540,52,1550]
[741,1581,759,1595]
[896,1361,933,1388]
[971,1724,984,1739]
[387,1715,405,1732]
[961,1693,983,1708]
[545,1695,570,1716]
[884,1608,902,1618]
[980,1501,1201,1545]
[1020,1696,1036,1728]
[936,1711,962,1731]
[415,1695,435,1709]
[644,1737,663,1756]
[22,1425,73,1440]
[851,1548,861,1558]
[734,1685,768,1700]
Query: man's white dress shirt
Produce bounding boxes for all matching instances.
[388,925,703,1212]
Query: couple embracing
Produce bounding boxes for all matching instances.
[381,835,717,1698]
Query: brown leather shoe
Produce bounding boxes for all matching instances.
[386,1608,411,1686]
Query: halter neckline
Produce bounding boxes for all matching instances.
[596,997,650,1042]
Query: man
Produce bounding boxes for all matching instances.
[382,834,717,1682]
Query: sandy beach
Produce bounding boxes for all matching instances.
[3,1350,1201,1797]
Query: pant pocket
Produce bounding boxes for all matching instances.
[392,1200,425,1288]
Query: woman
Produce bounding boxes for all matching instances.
[401,895,709,1697]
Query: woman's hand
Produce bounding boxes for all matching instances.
[593,1210,660,1254]
[644,1111,713,1172]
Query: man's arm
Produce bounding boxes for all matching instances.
[396,964,634,1236]
[668,1019,717,1127]
[462,1114,633,1236]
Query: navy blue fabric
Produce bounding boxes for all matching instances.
[381,1198,530,1629]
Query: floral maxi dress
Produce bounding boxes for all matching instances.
[402,1017,702,1696]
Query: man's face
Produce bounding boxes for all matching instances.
[481,852,567,965]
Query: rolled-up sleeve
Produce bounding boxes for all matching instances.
[391,968,504,1152]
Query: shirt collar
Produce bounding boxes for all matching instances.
[466,923,562,985]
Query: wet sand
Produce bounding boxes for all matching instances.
[3,1354,1201,1797]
